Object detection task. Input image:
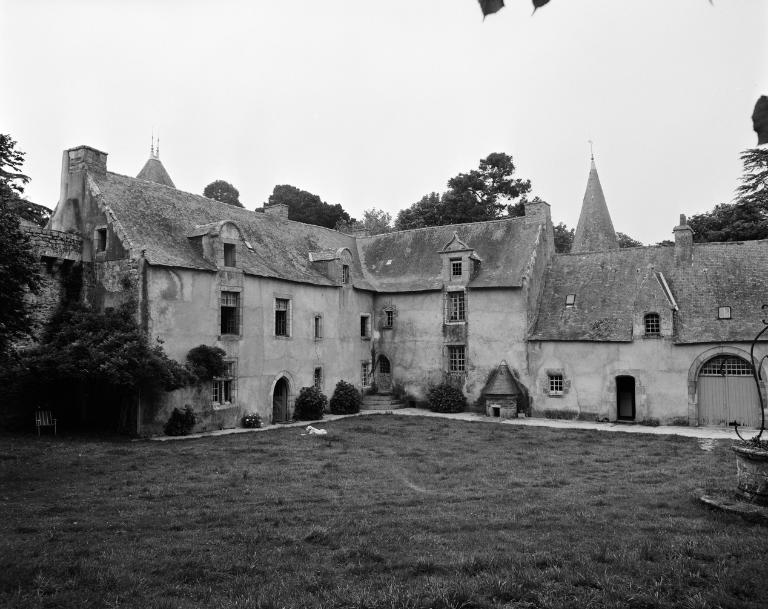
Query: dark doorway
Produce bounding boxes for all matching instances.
[272,377,289,423]
[376,355,392,392]
[616,376,636,421]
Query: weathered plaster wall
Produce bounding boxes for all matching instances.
[145,265,375,428]
[528,339,768,424]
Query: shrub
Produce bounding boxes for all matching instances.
[186,345,226,381]
[329,380,361,415]
[164,405,196,436]
[427,383,466,413]
[293,386,328,421]
[242,412,262,428]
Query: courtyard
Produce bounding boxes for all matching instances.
[1,415,767,608]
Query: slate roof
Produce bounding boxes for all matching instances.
[136,157,176,188]
[530,241,768,344]
[89,172,363,287]
[355,218,542,292]
[571,160,618,253]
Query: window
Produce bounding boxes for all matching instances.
[275,298,291,337]
[379,357,391,374]
[342,264,350,284]
[718,306,732,320]
[96,228,107,252]
[447,291,466,322]
[548,374,564,395]
[361,361,372,386]
[451,258,462,277]
[700,356,752,376]
[223,243,236,267]
[220,291,240,335]
[384,309,394,328]
[212,360,236,405]
[565,294,576,307]
[313,314,323,340]
[448,345,465,372]
[644,313,660,335]
[313,366,323,390]
[360,314,371,338]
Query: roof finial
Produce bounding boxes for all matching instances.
[150,130,155,158]
[156,132,160,158]
[588,139,595,161]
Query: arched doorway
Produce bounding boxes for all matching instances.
[698,355,760,427]
[272,377,290,423]
[616,376,636,421]
[376,355,392,392]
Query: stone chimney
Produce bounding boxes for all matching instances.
[673,214,693,265]
[523,199,551,226]
[264,203,289,220]
[65,145,107,176]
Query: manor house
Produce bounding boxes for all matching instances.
[34,145,768,434]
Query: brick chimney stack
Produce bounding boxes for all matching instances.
[673,214,693,265]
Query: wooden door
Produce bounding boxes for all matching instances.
[698,356,760,427]
[376,356,392,392]
[616,376,635,420]
[272,378,289,423]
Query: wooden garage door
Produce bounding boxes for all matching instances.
[698,356,760,427]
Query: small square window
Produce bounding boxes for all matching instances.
[223,243,236,267]
[548,374,563,395]
[565,294,576,307]
[644,313,660,335]
[342,264,350,284]
[384,309,394,328]
[451,258,462,277]
[718,306,731,320]
[313,314,323,339]
[96,228,107,252]
[360,315,371,338]
[448,345,465,372]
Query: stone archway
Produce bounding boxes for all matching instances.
[272,377,290,423]
[375,354,392,392]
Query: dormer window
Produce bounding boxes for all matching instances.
[644,313,660,336]
[342,264,350,284]
[718,306,731,320]
[223,243,236,267]
[451,258,462,277]
[565,294,576,308]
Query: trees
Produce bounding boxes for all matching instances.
[553,222,574,253]
[688,147,768,243]
[394,153,537,230]
[336,207,393,235]
[203,180,243,207]
[267,184,352,229]
[616,232,643,248]
[0,135,40,361]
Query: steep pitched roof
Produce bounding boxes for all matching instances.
[356,218,543,292]
[89,172,365,287]
[530,240,768,343]
[571,160,618,253]
[137,157,176,188]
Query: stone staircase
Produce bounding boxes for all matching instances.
[361,392,406,411]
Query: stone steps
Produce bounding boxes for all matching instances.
[361,393,406,410]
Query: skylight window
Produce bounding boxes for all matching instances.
[565,294,576,308]
[718,306,732,320]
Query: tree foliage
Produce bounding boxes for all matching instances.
[336,207,393,235]
[186,345,226,381]
[267,184,352,229]
[0,135,40,361]
[394,153,538,230]
[203,180,243,208]
[688,148,768,243]
[553,222,574,253]
[616,232,643,248]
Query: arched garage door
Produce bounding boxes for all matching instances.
[698,355,760,427]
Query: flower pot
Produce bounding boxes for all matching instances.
[732,444,768,506]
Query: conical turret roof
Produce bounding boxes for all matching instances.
[137,153,175,188]
[571,159,617,253]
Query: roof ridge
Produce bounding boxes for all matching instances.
[357,215,528,240]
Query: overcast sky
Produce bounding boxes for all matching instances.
[2,0,766,244]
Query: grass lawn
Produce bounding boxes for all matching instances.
[1,415,767,609]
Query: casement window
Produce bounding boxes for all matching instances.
[220,291,241,335]
[212,360,236,405]
[451,258,462,277]
[313,366,323,390]
[447,291,466,322]
[384,309,394,328]
[223,243,236,267]
[275,298,291,337]
[342,264,350,284]
[565,294,576,308]
[644,313,660,335]
[548,374,564,395]
[360,314,371,339]
[313,314,323,340]
[718,306,732,320]
[448,345,466,372]
[96,228,107,252]
[361,361,372,386]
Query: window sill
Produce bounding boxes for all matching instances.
[643,334,662,339]
[548,392,563,398]
[274,335,292,340]
[212,401,237,411]
[361,336,371,341]
[218,334,242,341]
[444,320,467,325]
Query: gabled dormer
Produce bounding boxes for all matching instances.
[439,231,481,284]
[187,220,252,270]
[309,247,353,285]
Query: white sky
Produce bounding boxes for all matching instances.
[1,0,766,244]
